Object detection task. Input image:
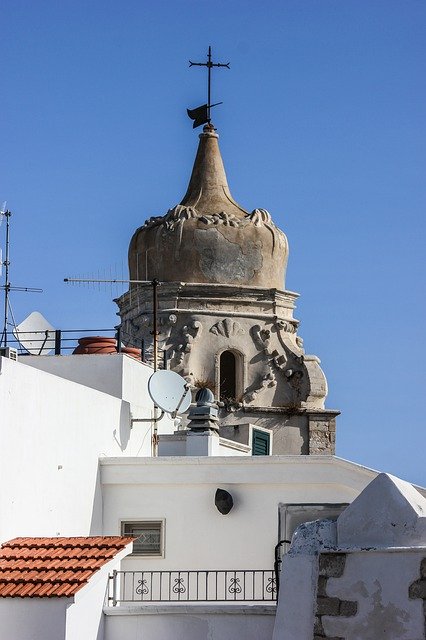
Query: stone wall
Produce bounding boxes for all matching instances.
[273,474,426,640]
[314,553,358,639]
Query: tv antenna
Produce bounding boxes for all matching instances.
[0,205,43,348]
[64,276,162,371]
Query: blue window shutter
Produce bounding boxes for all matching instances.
[252,429,270,456]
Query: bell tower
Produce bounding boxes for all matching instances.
[117,121,339,455]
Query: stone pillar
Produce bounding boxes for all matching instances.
[308,413,337,455]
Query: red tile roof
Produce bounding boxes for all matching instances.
[0,537,134,598]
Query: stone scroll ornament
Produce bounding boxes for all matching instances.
[169,319,202,377]
[243,324,305,404]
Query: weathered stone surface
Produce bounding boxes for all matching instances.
[290,519,337,556]
[409,579,426,599]
[117,279,336,453]
[128,125,288,289]
[313,616,325,635]
[316,596,341,616]
[317,575,328,597]
[119,123,338,454]
[319,554,346,578]
[339,600,358,616]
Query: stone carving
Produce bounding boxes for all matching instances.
[296,336,304,349]
[139,205,281,233]
[199,211,242,227]
[140,205,198,232]
[243,371,276,403]
[251,325,271,351]
[245,323,305,405]
[248,208,272,226]
[163,205,198,230]
[275,319,298,334]
[170,320,202,372]
[160,313,177,327]
[210,318,244,338]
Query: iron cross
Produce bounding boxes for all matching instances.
[189,46,230,123]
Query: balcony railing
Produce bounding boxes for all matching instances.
[2,327,167,366]
[108,570,277,606]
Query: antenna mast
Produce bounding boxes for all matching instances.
[1,208,11,347]
[0,206,43,348]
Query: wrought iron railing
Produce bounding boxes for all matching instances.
[3,328,118,355]
[108,569,277,605]
[2,327,167,365]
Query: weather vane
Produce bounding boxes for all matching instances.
[187,46,230,128]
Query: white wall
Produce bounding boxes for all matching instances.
[24,354,156,408]
[159,433,251,457]
[104,605,276,640]
[0,356,173,542]
[101,456,378,572]
[66,546,132,640]
[0,598,69,640]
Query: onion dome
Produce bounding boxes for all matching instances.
[129,124,289,289]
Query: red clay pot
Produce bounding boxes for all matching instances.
[72,336,142,359]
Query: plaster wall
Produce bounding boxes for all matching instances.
[0,356,173,541]
[104,605,275,640]
[66,570,108,640]
[66,548,132,640]
[158,432,250,457]
[272,554,318,640]
[0,597,69,640]
[23,353,154,407]
[323,550,425,640]
[101,457,377,572]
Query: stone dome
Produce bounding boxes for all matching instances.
[129,124,289,289]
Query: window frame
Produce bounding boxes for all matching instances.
[120,519,165,558]
[215,348,245,402]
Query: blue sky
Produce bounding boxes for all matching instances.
[1,1,425,484]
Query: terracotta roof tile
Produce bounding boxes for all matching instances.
[0,536,133,598]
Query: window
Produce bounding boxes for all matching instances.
[121,521,164,556]
[252,429,270,456]
[220,350,237,400]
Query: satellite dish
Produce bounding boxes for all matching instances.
[148,370,192,416]
[13,311,56,355]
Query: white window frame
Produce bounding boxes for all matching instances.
[120,519,165,558]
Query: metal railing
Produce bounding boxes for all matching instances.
[2,327,168,366]
[3,328,118,355]
[108,569,277,605]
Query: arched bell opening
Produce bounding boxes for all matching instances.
[217,349,244,403]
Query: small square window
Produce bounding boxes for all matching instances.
[121,521,164,556]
